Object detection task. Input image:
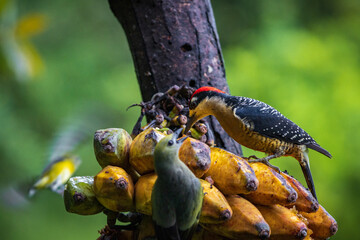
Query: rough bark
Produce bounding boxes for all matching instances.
[108,0,242,155]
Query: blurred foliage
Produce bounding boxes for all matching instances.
[0,0,46,81]
[0,0,359,239]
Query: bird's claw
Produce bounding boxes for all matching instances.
[243,155,259,161]
[248,157,281,173]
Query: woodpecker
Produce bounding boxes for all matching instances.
[152,128,203,240]
[184,86,331,200]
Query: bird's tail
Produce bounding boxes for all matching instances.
[28,177,45,198]
[300,150,317,200]
[28,187,37,198]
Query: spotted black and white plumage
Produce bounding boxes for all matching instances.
[227,95,331,158]
[188,88,331,158]
[187,87,332,200]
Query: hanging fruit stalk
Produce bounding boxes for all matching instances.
[62,86,337,240]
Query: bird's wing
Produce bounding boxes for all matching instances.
[47,103,119,164]
[40,156,68,175]
[177,177,203,240]
[48,106,106,163]
[233,102,316,146]
[38,105,117,179]
[233,97,331,158]
[152,182,179,240]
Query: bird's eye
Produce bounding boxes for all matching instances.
[168,140,174,146]
[189,101,196,109]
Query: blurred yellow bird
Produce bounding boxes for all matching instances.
[27,105,116,198]
[0,105,115,205]
[29,155,81,197]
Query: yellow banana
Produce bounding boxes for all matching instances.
[94,128,132,167]
[134,174,232,224]
[243,162,298,206]
[129,128,166,175]
[281,172,319,213]
[199,179,232,224]
[303,228,314,240]
[178,137,211,178]
[300,205,338,239]
[93,166,134,212]
[134,173,157,215]
[256,204,308,240]
[94,128,139,181]
[203,147,258,195]
[201,195,270,239]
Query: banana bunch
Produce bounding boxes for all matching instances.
[62,86,337,240]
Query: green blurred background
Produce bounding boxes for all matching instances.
[0,0,359,239]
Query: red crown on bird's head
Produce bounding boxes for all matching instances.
[190,86,226,101]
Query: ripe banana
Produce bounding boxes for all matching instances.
[178,137,211,178]
[203,147,258,195]
[243,162,298,206]
[281,172,319,213]
[256,204,308,240]
[129,127,166,175]
[63,176,104,215]
[61,87,338,240]
[134,173,157,215]
[93,166,134,212]
[94,128,139,181]
[94,128,132,167]
[134,173,233,224]
[300,205,338,239]
[199,179,232,224]
[201,195,270,240]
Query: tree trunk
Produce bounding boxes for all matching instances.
[108,0,242,155]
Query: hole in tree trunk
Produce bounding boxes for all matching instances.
[181,43,192,52]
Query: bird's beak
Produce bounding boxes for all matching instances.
[173,128,188,144]
[300,161,317,200]
[184,113,196,134]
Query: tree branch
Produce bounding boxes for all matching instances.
[108,0,242,155]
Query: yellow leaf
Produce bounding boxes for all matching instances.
[15,13,47,39]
